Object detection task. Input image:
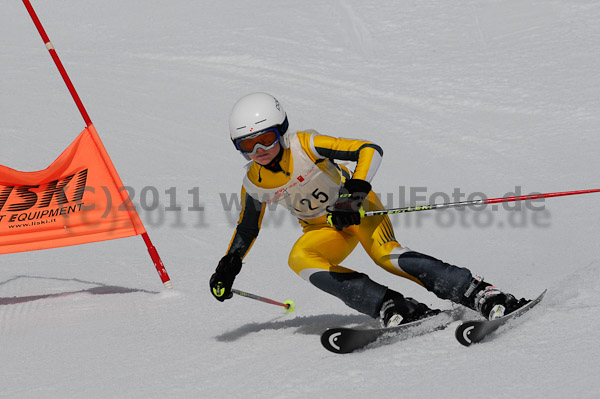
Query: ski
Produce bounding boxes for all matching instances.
[321,308,462,354]
[455,289,547,347]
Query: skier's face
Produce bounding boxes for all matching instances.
[249,142,281,165]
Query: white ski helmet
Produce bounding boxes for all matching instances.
[229,92,289,152]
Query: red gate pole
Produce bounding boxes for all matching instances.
[22,0,92,127]
[142,233,173,289]
[22,0,172,289]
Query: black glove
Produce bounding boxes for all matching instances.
[327,179,372,230]
[210,252,243,302]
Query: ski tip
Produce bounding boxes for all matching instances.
[455,289,548,347]
[455,321,477,347]
[321,328,349,354]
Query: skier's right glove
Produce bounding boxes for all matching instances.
[210,252,242,302]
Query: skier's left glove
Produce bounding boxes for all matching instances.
[210,251,242,302]
[327,179,371,230]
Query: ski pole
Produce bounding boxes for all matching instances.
[362,188,600,217]
[232,288,296,313]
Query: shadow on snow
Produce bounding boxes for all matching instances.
[215,313,375,342]
[0,275,158,305]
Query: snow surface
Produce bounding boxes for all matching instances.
[2,0,600,398]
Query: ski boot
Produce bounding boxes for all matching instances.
[463,276,530,320]
[379,289,440,327]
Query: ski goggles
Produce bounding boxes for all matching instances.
[233,128,281,155]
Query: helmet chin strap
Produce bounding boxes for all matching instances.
[262,145,284,172]
[257,146,288,183]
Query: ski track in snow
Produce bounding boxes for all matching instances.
[1,0,600,398]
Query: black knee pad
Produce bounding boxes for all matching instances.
[308,271,388,318]
[397,251,472,302]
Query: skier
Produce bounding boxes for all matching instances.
[210,92,529,327]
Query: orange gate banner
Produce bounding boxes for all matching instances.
[0,124,146,254]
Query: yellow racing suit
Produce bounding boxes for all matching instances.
[225,130,473,317]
